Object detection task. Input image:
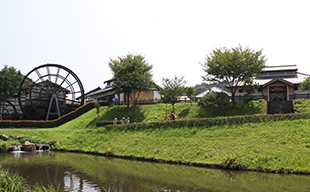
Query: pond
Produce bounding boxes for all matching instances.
[1,151,310,192]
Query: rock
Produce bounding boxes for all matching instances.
[0,134,9,141]
[35,144,50,151]
[23,141,36,152]
[41,144,50,151]
[7,145,23,152]
[51,140,57,145]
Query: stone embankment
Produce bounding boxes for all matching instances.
[0,134,56,152]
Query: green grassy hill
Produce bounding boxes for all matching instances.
[96,100,267,123]
[1,100,310,173]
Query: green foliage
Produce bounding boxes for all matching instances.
[0,168,28,192]
[104,112,310,130]
[159,76,187,112]
[294,99,310,113]
[241,78,259,103]
[198,92,229,108]
[201,45,266,103]
[197,93,266,117]
[184,87,194,97]
[301,76,310,92]
[0,65,31,99]
[109,53,154,107]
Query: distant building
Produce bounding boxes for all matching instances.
[229,65,310,101]
[195,87,231,102]
[84,77,161,105]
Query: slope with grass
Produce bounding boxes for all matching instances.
[1,101,310,173]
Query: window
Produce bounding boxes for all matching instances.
[239,89,243,93]
[294,86,299,91]
[258,88,262,92]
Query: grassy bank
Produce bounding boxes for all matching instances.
[1,101,310,174]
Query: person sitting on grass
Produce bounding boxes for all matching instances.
[170,111,176,120]
[121,117,126,124]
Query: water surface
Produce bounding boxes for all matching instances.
[1,151,310,191]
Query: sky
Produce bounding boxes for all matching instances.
[1,0,310,93]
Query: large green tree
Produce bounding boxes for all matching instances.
[159,76,187,112]
[109,53,153,108]
[0,65,26,99]
[201,45,266,103]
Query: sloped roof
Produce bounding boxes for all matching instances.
[77,86,101,100]
[195,87,231,98]
[254,72,309,86]
[86,86,114,97]
[261,77,294,87]
[262,65,298,72]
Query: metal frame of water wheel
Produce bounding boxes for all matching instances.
[18,64,85,120]
[0,99,18,120]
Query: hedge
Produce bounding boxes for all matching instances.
[103,112,310,130]
[0,101,96,128]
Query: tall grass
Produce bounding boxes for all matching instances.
[0,167,60,192]
[0,168,28,192]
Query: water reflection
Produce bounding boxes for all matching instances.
[1,151,310,191]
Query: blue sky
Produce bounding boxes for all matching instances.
[1,0,310,92]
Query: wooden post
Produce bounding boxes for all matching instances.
[287,85,289,101]
[267,86,270,101]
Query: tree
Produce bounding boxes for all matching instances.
[94,102,101,118]
[301,77,310,92]
[109,53,153,108]
[201,45,266,104]
[0,65,28,99]
[184,87,194,104]
[159,76,187,112]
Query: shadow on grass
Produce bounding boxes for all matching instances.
[178,108,190,118]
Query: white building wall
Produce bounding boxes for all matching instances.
[154,90,161,99]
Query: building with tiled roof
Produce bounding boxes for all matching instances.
[85,77,161,105]
[229,65,310,101]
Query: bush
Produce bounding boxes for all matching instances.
[103,112,310,130]
[198,92,229,108]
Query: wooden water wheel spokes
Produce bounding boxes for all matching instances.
[18,64,85,120]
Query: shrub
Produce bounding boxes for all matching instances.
[103,113,310,130]
[198,92,229,108]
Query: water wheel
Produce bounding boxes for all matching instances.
[0,99,18,120]
[18,64,85,120]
